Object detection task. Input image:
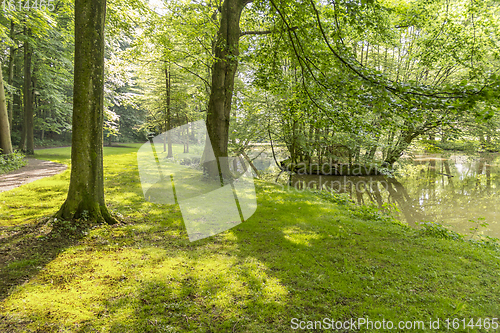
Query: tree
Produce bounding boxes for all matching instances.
[204,0,250,176]
[0,61,13,155]
[22,27,34,155]
[115,0,500,178]
[130,2,212,151]
[7,20,15,131]
[245,0,500,168]
[56,0,116,224]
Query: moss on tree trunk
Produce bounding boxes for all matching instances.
[56,0,116,224]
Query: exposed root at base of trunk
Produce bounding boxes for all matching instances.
[55,200,118,225]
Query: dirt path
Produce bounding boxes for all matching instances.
[0,158,67,193]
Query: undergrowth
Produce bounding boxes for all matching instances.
[0,151,27,174]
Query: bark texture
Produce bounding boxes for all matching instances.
[0,61,13,155]
[56,0,116,224]
[7,21,15,130]
[204,0,249,176]
[23,28,34,155]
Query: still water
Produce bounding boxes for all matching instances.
[289,153,500,239]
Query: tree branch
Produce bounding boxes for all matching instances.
[171,61,211,88]
[240,30,273,36]
[240,27,297,37]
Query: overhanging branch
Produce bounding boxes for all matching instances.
[308,0,487,100]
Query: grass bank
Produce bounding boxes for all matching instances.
[0,145,499,332]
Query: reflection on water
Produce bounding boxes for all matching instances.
[290,153,500,239]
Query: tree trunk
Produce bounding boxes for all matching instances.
[7,21,15,131]
[383,46,388,74]
[165,67,173,158]
[23,28,34,155]
[291,119,297,164]
[204,0,248,177]
[366,141,378,162]
[384,129,422,166]
[184,117,189,153]
[163,119,167,152]
[18,95,26,150]
[365,42,370,67]
[56,0,116,224]
[31,64,38,144]
[18,29,27,152]
[0,61,13,155]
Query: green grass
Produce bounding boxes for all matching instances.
[1,146,500,332]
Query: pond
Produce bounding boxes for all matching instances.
[287,152,500,239]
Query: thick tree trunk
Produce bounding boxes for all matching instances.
[204,0,248,177]
[23,28,34,155]
[56,0,116,224]
[0,61,13,155]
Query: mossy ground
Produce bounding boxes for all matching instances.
[0,145,499,332]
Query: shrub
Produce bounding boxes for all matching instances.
[417,221,464,241]
[0,150,27,174]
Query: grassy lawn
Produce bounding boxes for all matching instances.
[0,146,499,332]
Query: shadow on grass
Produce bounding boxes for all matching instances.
[0,219,85,301]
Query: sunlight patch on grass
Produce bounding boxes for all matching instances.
[283,227,321,246]
[0,171,69,226]
[2,240,288,331]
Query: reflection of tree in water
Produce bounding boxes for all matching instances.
[350,177,425,227]
[290,175,426,227]
[291,153,500,237]
[475,155,493,191]
[344,176,426,227]
[385,177,424,227]
[397,153,500,237]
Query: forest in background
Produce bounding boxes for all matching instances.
[1,0,500,167]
